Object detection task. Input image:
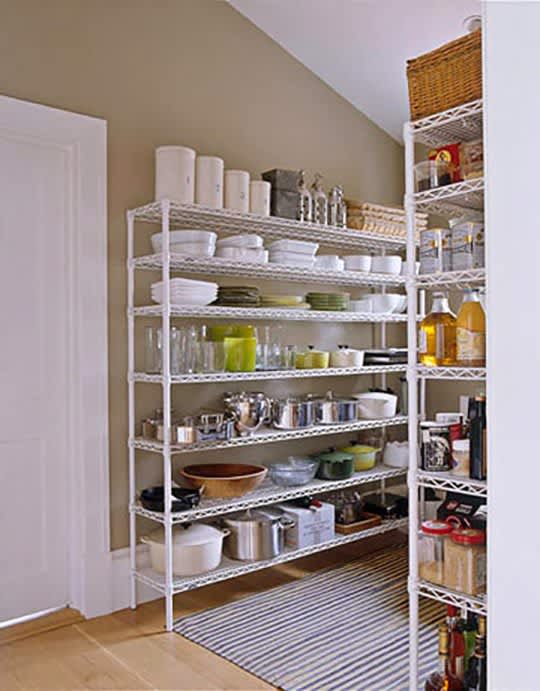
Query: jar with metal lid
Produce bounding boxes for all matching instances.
[418,520,453,585]
[443,528,486,595]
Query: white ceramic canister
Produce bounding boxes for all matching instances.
[249,180,271,216]
[225,170,250,213]
[195,156,224,208]
[155,146,196,203]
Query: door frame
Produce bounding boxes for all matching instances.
[0,95,110,618]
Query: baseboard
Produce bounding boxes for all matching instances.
[111,544,161,612]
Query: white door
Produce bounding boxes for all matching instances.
[0,97,107,622]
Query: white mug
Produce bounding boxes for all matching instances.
[224,170,250,213]
[249,180,271,216]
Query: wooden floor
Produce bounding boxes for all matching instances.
[1,532,405,691]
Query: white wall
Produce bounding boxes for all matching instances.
[484,2,540,689]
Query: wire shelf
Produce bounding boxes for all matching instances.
[130,364,407,385]
[411,100,483,148]
[415,268,485,289]
[416,580,487,616]
[134,518,409,595]
[130,415,408,455]
[131,304,409,323]
[413,178,484,218]
[416,365,486,380]
[130,466,407,523]
[130,200,408,252]
[417,471,487,498]
[131,254,407,288]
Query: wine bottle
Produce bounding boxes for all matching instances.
[464,616,486,691]
[447,605,465,682]
[469,395,487,480]
[425,623,464,690]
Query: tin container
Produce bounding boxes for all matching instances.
[419,229,442,274]
[420,421,452,472]
[451,226,474,271]
[440,228,452,271]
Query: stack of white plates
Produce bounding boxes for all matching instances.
[151,278,218,306]
[151,230,217,258]
[215,234,268,263]
[268,239,319,268]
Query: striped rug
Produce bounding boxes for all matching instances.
[175,547,443,691]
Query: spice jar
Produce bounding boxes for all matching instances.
[444,528,486,596]
[452,438,470,477]
[418,520,453,585]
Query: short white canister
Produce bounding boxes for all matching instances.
[155,146,196,203]
[224,169,250,213]
[195,156,224,208]
[249,180,271,216]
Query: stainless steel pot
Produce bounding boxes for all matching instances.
[272,396,316,429]
[222,509,295,561]
[311,391,358,425]
[223,392,271,436]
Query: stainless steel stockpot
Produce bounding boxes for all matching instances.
[223,391,271,436]
[310,391,358,425]
[272,396,316,429]
[222,509,295,561]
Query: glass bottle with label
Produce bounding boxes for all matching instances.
[297,170,312,222]
[424,623,463,691]
[456,289,486,367]
[419,292,457,366]
[311,173,328,225]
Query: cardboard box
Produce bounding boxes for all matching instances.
[277,501,335,549]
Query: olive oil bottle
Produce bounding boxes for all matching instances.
[419,292,457,366]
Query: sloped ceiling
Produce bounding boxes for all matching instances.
[230,0,481,141]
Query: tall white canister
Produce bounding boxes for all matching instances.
[195,156,224,208]
[225,170,250,213]
[155,146,196,203]
[249,180,271,216]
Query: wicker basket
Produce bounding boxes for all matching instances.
[407,30,482,120]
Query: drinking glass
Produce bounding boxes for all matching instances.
[199,341,225,373]
[144,327,161,373]
[225,337,257,372]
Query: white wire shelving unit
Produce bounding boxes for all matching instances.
[128,199,410,631]
[404,99,487,688]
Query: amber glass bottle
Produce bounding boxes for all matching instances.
[425,623,463,690]
[419,292,457,366]
[456,289,486,367]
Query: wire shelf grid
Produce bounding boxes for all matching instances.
[130,466,407,524]
[134,518,409,596]
[411,100,483,147]
[130,200,409,252]
[413,178,484,218]
[415,365,486,380]
[130,415,408,455]
[416,580,487,616]
[415,268,485,289]
[417,471,487,498]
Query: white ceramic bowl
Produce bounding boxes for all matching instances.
[371,293,404,314]
[151,230,217,253]
[354,392,398,419]
[349,298,373,313]
[343,255,372,272]
[314,255,344,271]
[217,234,264,249]
[268,239,319,256]
[153,278,219,290]
[215,246,269,263]
[371,255,403,275]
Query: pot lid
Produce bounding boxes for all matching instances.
[225,508,281,524]
[421,520,453,536]
[316,450,354,463]
[145,524,225,547]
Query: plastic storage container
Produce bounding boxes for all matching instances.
[418,520,453,585]
[414,160,452,192]
[443,528,486,596]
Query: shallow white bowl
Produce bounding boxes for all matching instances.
[152,278,218,290]
[349,298,373,313]
[370,293,403,314]
[371,255,403,275]
[343,255,372,272]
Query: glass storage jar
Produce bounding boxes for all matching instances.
[443,528,486,596]
[418,520,453,585]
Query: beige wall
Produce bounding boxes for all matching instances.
[0,0,405,548]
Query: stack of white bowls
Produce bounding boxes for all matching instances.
[314,255,345,272]
[151,278,218,306]
[268,239,319,268]
[215,234,268,263]
[151,230,217,258]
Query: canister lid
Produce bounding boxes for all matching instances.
[450,528,485,545]
[421,520,453,536]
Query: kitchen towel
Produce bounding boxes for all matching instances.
[174,546,443,691]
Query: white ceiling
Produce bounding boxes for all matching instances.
[230,0,481,141]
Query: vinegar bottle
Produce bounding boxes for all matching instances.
[456,289,486,367]
[419,292,457,366]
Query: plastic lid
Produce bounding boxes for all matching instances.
[452,439,470,451]
[451,528,485,545]
[421,520,453,536]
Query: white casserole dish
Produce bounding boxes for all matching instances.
[371,255,403,275]
[343,255,372,272]
[268,239,319,256]
[141,524,229,576]
[354,392,398,419]
[217,234,264,249]
[314,255,344,271]
[269,251,315,268]
[215,246,269,263]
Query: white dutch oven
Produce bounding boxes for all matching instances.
[354,392,398,419]
[141,524,229,576]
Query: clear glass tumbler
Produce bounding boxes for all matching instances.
[144,327,162,373]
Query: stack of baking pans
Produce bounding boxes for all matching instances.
[306,292,350,312]
[214,285,260,307]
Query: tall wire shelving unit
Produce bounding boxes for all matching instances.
[404,99,487,688]
[127,200,412,631]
